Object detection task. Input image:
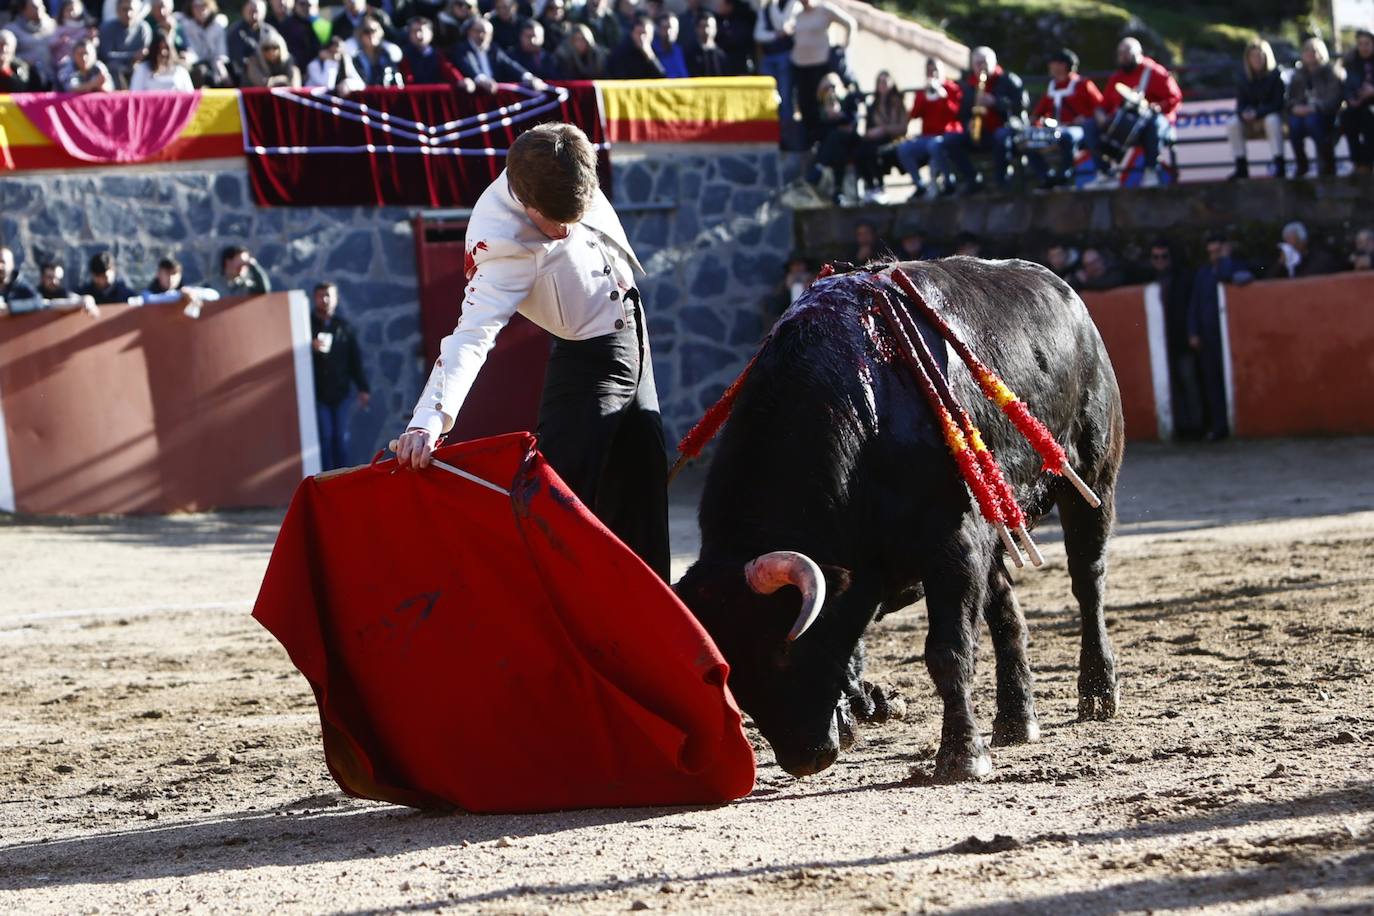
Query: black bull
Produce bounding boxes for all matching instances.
[675,257,1126,781]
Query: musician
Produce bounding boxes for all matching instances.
[1098,37,1182,188]
[1026,47,1104,189]
[1225,37,1286,181]
[895,57,963,199]
[941,46,1027,193]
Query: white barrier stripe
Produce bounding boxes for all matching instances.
[0,600,254,626]
[430,459,509,496]
[288,290,322,478]
[1143,282,1174,441]
[1218,283,1236,436]
[0,372,14,513]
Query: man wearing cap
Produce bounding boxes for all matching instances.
[1027,48,1104,189]
[392,123,670,581]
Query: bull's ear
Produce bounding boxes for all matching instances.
[820,565,853,597]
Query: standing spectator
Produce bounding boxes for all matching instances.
[1343,29,1374,174]
[1098,37,1183,188]
[36,262,100,315]
[685,11,725,77]
[58,35,112,92]
[147,0,190,62]
[310,282,372,472]
[1274,221,1337,277]
[0,246,40,316]
[99,0,153,89]
[228,0,281,83]
[138,256,221,312]
[576,0,620,52]
[265,0,290,29]
[435,0,476,47]
[1070,247,1124,291]
[851,218,880,262]
[1147,238,1203,438]
[1027,48,1104,189]
[351,15,403,85]
[214,245,273,296]
[331,0,393,45]
[1188,232,1252,441]
[487,0,526,53]
[399,16,470,86]
[896,58,961,198]
[451,16,541,90]
[1286,37,1342,178]
[1225,37,1285,180]
[280,0,327,69]
[537,0,568,54]
[80,252,138,304]
[606,12,662,79]
[1044,241,1080,282]
[306,34,366,90]
[5,0,56,87]
[856,69,908,203]
[553,21,604,79]
[651,12,686,78]
[48,0,94,82]
[789,0,855,144]
[130,33,195,90]
[1350,227,1374,271]
[0,28,38,92]
[713,0,755,76]
[243,29,302,85]
[510,19,557,80]
[942,45,1027,194]
[953,232,982,257]
[676,0,705,50]
[898,229,939,261]
[183,0,232,87]
[755,0,799,138]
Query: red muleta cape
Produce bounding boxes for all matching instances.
[252,432,756,813]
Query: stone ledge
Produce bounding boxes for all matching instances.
[834,0,969,70]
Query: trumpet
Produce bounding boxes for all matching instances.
[970,68,989,143]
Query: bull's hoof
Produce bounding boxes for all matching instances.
[1077,689,1119,721]
[991,715,1041,746]
[849,680,903,724]
[933,741,993,783]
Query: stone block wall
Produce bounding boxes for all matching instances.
[1,144,795,463]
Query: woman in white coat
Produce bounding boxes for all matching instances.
[394,123,670,580]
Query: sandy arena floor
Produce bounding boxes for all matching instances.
[2,438,1373,914]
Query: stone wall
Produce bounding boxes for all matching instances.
[0,145,796,461]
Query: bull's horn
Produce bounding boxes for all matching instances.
[744,551,827,641]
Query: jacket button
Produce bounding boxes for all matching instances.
[587,239,597,247]
[603,265,611,275]
[436,359,443,367]
[434,402,442,411]
[614,319,625,330]
[610,290,619,300]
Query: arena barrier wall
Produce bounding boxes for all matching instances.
[0,292,319,515]
[1081,271,1374,441]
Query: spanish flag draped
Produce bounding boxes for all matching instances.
[598,76,780,144]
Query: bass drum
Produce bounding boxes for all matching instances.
[1100,105,1147,163]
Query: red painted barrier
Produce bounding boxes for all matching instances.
[1080,285,1158,442]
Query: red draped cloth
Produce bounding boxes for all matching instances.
[240,83,609,207]
[252,433,756,812]
[12,91,201,163]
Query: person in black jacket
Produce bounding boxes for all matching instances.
[1146,238,1203,439]
[451,15,544,89]
[1343,30,1374,173]
[1225,37,1286,180]
[941,46,1027,193]
[686,11,726,77]
[606,13,664,79]
[79,252,138,305]
[310,282,372,472]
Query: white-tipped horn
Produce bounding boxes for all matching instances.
[744,551,827,642]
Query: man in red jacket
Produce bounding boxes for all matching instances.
[1096,36,1183,187]
[896,58,963,199]
[1026,48,1103,188]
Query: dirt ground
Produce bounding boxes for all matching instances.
[2,437,1373,915]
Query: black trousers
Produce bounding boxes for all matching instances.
[535,295,671,581]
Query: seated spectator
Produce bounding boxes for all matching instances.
[182,0,233,87]
[553,22,605,79]
[1342,29,1374,175]
[5,0,56,88]
[1096,37,1182,188]
[57,35,111,92]
[452,16,542,91]
[351,15,403,85]
[130,33,196,90]
[280,0,326,68]
[1070,247,1124,291]
[1350,227,1374,271]
[332,0,394,45]
[213,245,272,296]
[99,0,153,89]
[49,0,95,82]
[148,0,191,62]
[607,13,663,79]
[435,0,476,49]
[0,28,39,92]
[400,17,470,87]
[650,12,686,78]
[228,0,281,84]
[1274,221,1337,277]
[1286,37,1342,178]
[0,246,40,317]
[1044,241,1079,282]
[576,0,620,54]
[80,252,138,304]
[307,35,366,91]
[897,58,962,199]
[802,71,859,202]
[714,0,755,76]
[509,20,557,80]
[942,45,1027,194]
[487,0,526,53]
[243,31,302,86]
[1027,48,1104,190]
[36,262,100,316]
[537,0,569,54]
[1226,38,1285,180]
[855,69,908,203]
[685,10,724,77]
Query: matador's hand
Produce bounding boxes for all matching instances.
[391,428,435,470]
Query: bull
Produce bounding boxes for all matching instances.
[675,257,1125,781]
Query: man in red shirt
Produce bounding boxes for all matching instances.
[1026,48,1104,188]
[896,58,963,199]
[1097,36,1183,187]
[941,45,1028,193]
